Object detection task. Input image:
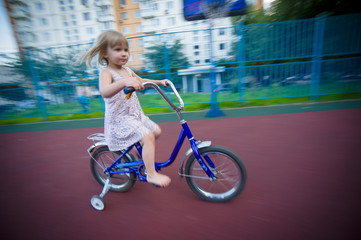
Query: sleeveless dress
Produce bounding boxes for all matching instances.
[102,67,158,151]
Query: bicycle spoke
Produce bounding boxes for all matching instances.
[91,146,136,192]
[185,147,246,202]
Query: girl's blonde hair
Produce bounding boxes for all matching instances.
[81,30,129,67]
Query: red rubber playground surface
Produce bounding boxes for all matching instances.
[1,107,361,240]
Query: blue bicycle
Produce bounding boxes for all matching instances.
[87,81,247,210]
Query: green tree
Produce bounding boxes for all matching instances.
[269,0,360,21]
[144,39,189,71]
[231,3,270,25]
[232,0,360,25]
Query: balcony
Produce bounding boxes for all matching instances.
[11,9,31,19]
[97,15,114,22]
[94,0,112,7]
[16,22,32,32]
[7,0,28,4]
[141,9,155,19]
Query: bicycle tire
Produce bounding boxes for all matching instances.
[90,146,136,192]
[185,145,247,202]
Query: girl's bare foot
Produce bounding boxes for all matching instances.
[147,173,171,187]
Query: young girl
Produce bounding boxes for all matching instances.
[82,30,171,187]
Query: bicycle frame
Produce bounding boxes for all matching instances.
[103,81,217,182]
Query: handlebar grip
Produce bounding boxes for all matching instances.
[124,87,135,99]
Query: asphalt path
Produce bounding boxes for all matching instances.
[1,106,360,240]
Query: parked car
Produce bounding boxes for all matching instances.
[214,83,231,92]
[339,73,361,82]
[16,100,37,110]
[280,74,311,86]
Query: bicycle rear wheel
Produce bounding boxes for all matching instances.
[185,145,247,202]
[90,146,136,192]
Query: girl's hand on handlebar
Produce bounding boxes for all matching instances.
[159,79,169,87]
[125,77,143,91]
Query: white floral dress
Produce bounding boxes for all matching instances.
[102,67,158,151]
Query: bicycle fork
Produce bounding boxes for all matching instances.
[189,139,217,180]
[182,121,217,180]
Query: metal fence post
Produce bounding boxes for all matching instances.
[206,21,224,117]
[26,50,48,120]
[163,40,174,110]
[310,14,326,100]
[237,21,247,101]
[163,40,172,81]
[94,68,105,114]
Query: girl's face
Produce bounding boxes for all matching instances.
[105,43,129,68]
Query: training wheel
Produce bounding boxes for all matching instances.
[90,195,105,211]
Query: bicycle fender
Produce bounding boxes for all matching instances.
[87,141,107,154]
[178,140,211,178]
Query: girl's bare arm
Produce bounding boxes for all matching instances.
[131,70,168,87]
[99,70,143,98]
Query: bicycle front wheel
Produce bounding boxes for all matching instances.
[90,146,136,192]
[185,145,247,202]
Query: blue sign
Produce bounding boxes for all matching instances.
[183,0,247,21]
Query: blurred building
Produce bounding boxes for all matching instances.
[4,0,243,69]
[138,0,235,68]
[112,0,144,68]
[4,0,115,51]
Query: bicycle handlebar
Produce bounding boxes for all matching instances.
[124,80,184,112]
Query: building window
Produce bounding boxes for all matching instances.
[120,0,126,5]
[135,11,141,18]
[167,1,174,9]
[103,22,113,30]
[58,1,65,5]
[205,59,210,63]
[63,21,68,26]
[136,25,142,33]
[71,14,76,20]
[152,19,159,26]
[39,18,48,26]
[60,7,66,11]
[69,6,74,11]
[35,3,44,11]
[194,45,199,49]
[167,17,175,26]
[72,20,77,26]
[122,12,128,20]
[83,12,90,20]
[98,6,110,16]
[194,52,199,56]
[219,29,225,35]
[86,27,93,34]
[153,3,158,10]
[219,43,225,50]
[138,39,143,46]
[123,27,130,34]
[43,33,51,41]
[195,60,200,64]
